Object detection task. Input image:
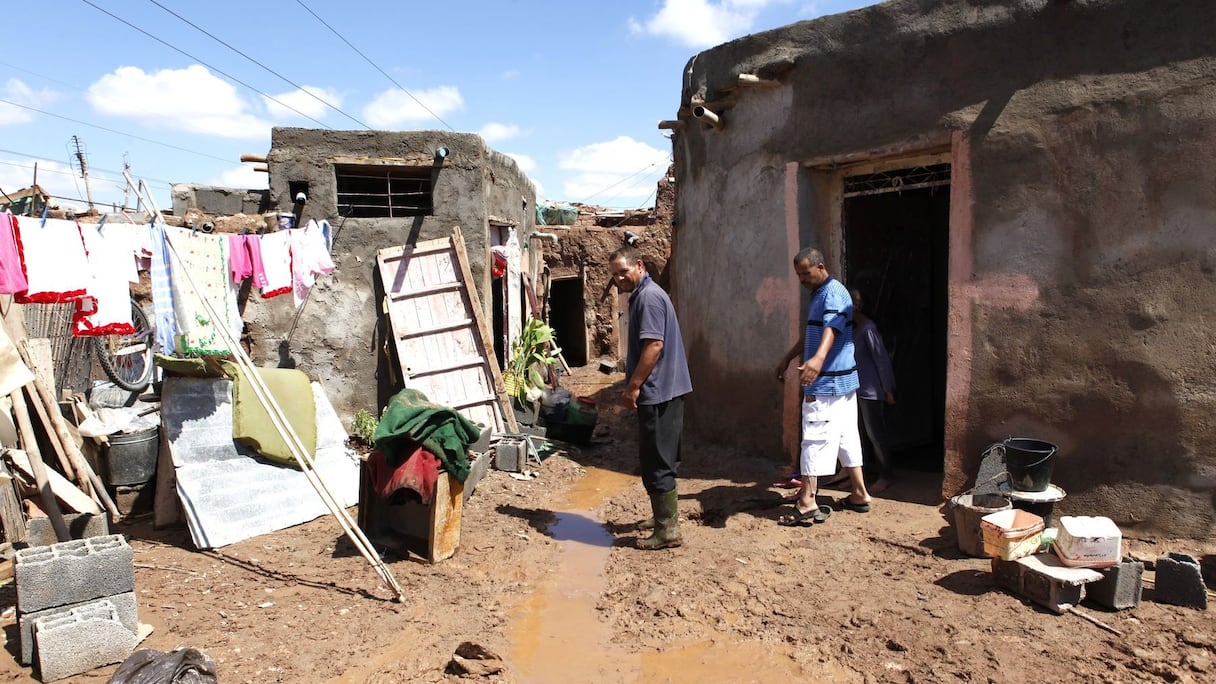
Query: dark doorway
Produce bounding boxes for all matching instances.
[842,165,950,472]
[491,278,505,370]
[548,277,588,367]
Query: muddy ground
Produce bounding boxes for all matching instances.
[2,365,1214,683]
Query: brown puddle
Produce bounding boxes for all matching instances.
[506,466,857,683]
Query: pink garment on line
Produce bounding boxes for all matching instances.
[290,221,335,308]
[0,214,28,295]
[228,233,251,285]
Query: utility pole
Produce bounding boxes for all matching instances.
[121,153,131,211]
[69,135,96,213]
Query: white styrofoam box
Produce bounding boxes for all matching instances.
[1054,515,1121,568]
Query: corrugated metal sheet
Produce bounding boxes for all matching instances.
[161,376,358,549]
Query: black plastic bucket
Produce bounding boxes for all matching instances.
[1003,438,1056,493]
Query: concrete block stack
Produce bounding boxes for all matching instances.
[13,534,141,681]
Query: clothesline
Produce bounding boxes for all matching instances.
[0,210,334,356]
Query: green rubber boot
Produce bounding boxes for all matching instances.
[637,489,682,550]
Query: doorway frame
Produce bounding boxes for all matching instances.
[794,131,974,499]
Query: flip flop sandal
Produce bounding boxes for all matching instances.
[834,496,871,513]
[772,477,802,489]
[778,505,831,526]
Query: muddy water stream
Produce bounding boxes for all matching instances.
[506,466,825,683]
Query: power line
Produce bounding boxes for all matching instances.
[0,60,80,90]
[0,97,234,164]
[145,0,370,130]
[79,0,333,130]
[295,0,456,132]
[578,157,670,204]
[0,148,177,189]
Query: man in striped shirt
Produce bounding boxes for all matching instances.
[774,247,873,525]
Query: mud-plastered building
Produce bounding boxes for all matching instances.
[669,0,1215,537]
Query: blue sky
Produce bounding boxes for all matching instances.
[1,0,875,214]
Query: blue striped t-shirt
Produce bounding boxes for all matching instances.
[802,277,859,396]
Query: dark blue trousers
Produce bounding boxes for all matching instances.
[637,396,684,494]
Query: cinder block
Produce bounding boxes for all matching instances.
[33,599,137,681]
[991,558,1024,594]
[19,592,138,665]
[25,514,110,547]
[1015,554,1102,614]
[1154,552,1208,610]
[14,535,134,613]
[1087,559,1144,611]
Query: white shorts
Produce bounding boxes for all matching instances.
[799,391,863,477]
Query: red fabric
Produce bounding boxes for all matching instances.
[367,447,441,504]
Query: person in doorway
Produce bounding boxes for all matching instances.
[851,287,897,494]
[773,248,872,525]
[609,246,693,550]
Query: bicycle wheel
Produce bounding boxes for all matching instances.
[93,300,155,392]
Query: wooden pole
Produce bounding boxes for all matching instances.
[8,390,69,542]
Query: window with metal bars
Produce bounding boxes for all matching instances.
[842,163,951,198]
[334,164,433,217]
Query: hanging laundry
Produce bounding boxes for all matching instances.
[0,213,28,295]
[72,222,134,337]
[101,222,152,283]
[227,233,270,289]
[228,233,252,285]
[11,216,91,304]
[259,229,293,298]
[165,226,241,356]
[290,220,336,308]
[149,221,178,355]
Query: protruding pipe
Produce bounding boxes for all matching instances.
[658,119,685,130]
[693,105,721,129]
[530,231,559,244]
[253,164,268,173]
[240,153,268,163]
[737,73,781,88]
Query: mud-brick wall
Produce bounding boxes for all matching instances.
[672,0,1216,537]
[246,128,534,420]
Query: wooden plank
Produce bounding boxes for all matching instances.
[5,449,102,515]
[25,338,56,400]
[398,318,474,340]
[387,280,464,300]
[152,417,182,529]
[427,472,463,563]
[408,357,485,378]
[451,227,518,433]
[0,460,27,544]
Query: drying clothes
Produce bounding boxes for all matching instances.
[165,226,241,355]
[11,216,91,304]
[149,221,179,355]
[373,388,481,483]
[95,222,146,283]
[0,214,28,295]
[227,233,251,285]
[227,233,270,288]
[72,222,134,337]
[366,447,442,504]
[290,221,335,308]
[259,230,293,298]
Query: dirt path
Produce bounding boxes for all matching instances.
[1,366,1213,682]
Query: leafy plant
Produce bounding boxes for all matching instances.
[351,408,379,445]
[506,318,558,403]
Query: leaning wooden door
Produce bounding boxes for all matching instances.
[376,227,515,434]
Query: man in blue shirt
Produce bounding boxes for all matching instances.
[773,248,872,525]
[610,246,693,549]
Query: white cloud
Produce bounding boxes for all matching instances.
[501,69,520,80]
[479,122,521,143]
[362,86,463,128]
[630,0,784,48]
[505,153,535,173]
[0,78,58,126]
[86,65,270,138]
[211,164,269,190]
[559,136,670,203]
[263,85,344,121]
